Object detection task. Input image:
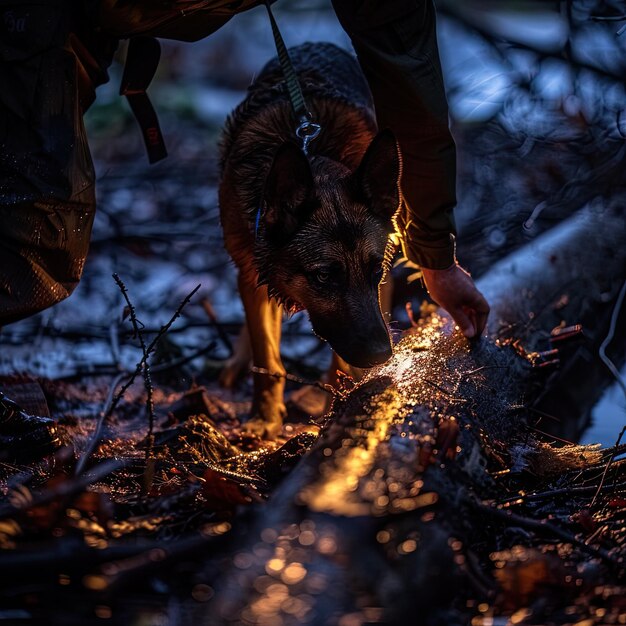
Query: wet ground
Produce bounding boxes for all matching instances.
[0,3,624,624]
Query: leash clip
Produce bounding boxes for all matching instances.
[296,119,321,155]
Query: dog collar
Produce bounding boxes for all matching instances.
[255,206,262,237]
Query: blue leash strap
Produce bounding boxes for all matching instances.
[255,206,262,237]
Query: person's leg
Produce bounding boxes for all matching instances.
[0,2,101,325]
[0,199,95,325]
[0,2,112,456]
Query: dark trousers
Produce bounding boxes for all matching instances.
[0,2,97,324]
[0,0,456,326]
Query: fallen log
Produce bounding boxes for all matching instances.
[481,200,626,440]
[191,202,626,625]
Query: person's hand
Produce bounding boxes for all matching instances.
[421,263,490,339]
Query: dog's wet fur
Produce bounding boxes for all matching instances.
[219,42,402,437]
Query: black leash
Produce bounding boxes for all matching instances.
[255,2,322,237]
[264,1,321,155]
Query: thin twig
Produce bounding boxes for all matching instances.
[423,378,467,403]
[524,405,562,423]
[591,425,626,508]
[527,425,576,445]
[1,459,125,519]
[496,479,626,505]
[200,297,234,357]
[471,497,619,568]
[113,273,156,461]
[103,282,201,430]
[589,13,626,21]
[0,319,319,345]
[599,280,626,401]
[251,366,337,397]
[461,365,510,377]
[145,284,202,355]
[75,372,126,476]
[151,341,218,373]
[75,283,201,475]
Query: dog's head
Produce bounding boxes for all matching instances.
[256,129,401,368]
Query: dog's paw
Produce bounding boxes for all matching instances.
[243,400,287,440]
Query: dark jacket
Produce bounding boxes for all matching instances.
[332,0,457,270]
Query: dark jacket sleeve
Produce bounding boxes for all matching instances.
[331,0,457,269]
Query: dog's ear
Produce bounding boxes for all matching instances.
[263,142,314,240]
[354,129,402,221]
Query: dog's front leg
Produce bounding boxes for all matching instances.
[238,273,286,439]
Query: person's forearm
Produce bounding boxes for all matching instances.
[332,0,457,269]
[382,102,457,270]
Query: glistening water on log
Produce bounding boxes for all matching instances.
[190,202,626,626]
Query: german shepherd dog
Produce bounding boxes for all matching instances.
[219,42,401,437]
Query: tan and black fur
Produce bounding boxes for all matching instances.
[219,43,402,437]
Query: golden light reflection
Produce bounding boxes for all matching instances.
[298,530,315,546]
[241,317,476,624]
[317,535,337,554]
[265,558,285,575]
[301,387,405,516]
[296,318,465,517]
[281,562,307,585]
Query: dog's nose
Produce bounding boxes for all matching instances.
[364,343,393,367]
[343,340,392,369]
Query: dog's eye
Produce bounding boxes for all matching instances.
[315,269,330,284]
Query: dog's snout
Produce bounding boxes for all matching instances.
[366,343,393,366]
[337,337,392,369]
